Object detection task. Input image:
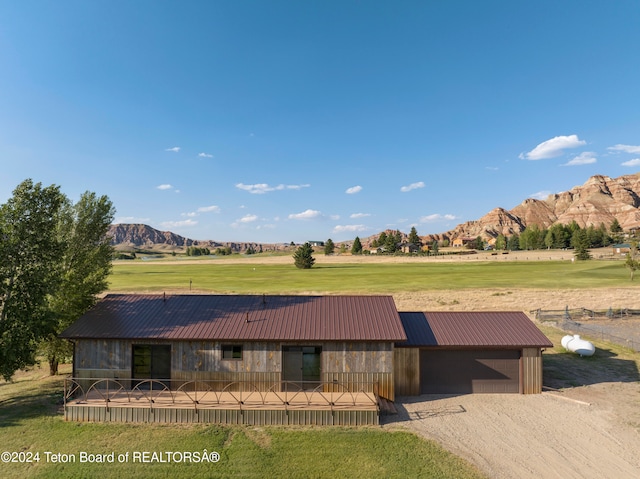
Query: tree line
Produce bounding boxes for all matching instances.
[0,179,114,379]
[492,219,624,252]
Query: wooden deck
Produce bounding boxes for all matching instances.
[63,378,381,425]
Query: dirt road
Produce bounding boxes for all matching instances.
[386,383,640,479]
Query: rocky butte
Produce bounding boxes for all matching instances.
[431,173,640,243]
[108,173,640,250]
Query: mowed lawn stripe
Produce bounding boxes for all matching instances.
[109,260,630,293]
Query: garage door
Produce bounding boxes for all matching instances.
[420,350,520,394]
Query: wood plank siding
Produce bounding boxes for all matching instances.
[72,339,395,400]
[393,347,420,396]
[521,347,544,394]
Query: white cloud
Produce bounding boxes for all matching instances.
[519,134,586,160]
[419,214,457,223]
[562,151,597,166]
[160,219,197,228]
[350,213,371,219]
[198,152,213,158]
[608,144,640,154]
[485,166,499,171]
[257,224,276,230]
[236,183,310,194]
[165,147,181,152]
[156,184,173,190]
[400,181,425,193]
[346,185,362,194]
[239,214,258,223]
[182,212,198,218]
[530,190,551,200]
[288,209,321,220]
[621,158,640,167]
[197,205,221,213]
[329,214,341,220]
[333,224,368,233]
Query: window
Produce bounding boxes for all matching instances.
[132,345,171,380]
[222,344,243,360]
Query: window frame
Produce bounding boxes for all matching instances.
[222,344,243,360]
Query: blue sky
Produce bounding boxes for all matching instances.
[1,1,639,244]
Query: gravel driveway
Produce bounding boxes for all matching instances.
[385,384,640,479]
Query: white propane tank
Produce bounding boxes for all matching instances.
[561,334,595,357]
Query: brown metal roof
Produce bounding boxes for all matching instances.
[60,294,407,342]
[398,311,553,348]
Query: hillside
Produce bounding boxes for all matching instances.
[108,173,640,249]
[430,173,640,242]
[108,224,286,253]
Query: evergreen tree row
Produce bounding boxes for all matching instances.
[493,219,624,252]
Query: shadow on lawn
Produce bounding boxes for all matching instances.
[543,346,640,389]
[0,378,64,427]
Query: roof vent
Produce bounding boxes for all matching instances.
[245,312,250,324]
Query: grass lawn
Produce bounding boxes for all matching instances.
[109,259,630,294]
[0,366,486,479]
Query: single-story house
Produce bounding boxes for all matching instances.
[400,242,420,254]
[452,237,476,248]
[59,295,552,425]
[308,241,325,247]
[60,294,406,425]
[395,311,553,395]
[612,243,631,256]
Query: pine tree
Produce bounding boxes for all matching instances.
[572,229,592,261]
[351,236,363,255]
[324,238,335,255]
[293,242,315,269]
[408,226,420,246]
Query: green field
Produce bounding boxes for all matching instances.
[0,366,485,479]
[3,256,634,478]
[109,259,631,293]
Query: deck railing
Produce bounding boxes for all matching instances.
[63,377,380,413]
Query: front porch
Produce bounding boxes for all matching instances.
[63,378,381,425]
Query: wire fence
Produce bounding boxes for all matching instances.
[531,308,640,352]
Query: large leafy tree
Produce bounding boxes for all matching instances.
[0,180,115,380]
[42,192,115,375]
[0,180,66,380]
[293,242,315,269]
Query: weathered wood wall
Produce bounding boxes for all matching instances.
[72,339,395,399]
[393,347,420,396]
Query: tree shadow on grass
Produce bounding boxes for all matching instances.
[0,379,64,427]
[543,347,640,390]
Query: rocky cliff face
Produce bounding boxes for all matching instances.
[108,223,286,253]
[108,224,194,248]
[436,173,640,241]
[109,174,640,249]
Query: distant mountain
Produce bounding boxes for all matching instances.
[430,173,640,242]
[109,173,640,250]
[107,224,286,253]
